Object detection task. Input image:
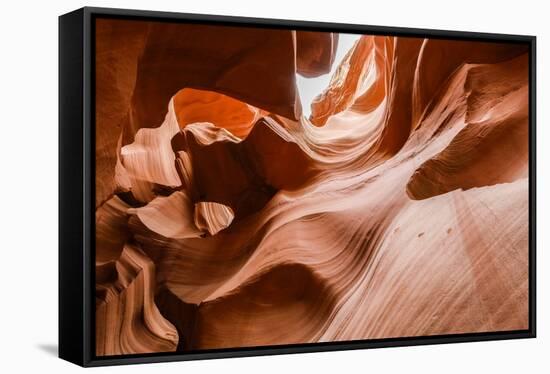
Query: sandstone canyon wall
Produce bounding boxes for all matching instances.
[94,18,530,356]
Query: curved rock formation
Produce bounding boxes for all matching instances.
[95,196,131,265]
[96,244,179,355]
[95,19,149,207]
[173,88,266,139]
[95,20,337,208]
[296,31,339,78]
[95,18,530,356]
[194,201,235,236]
[406,53,529,199]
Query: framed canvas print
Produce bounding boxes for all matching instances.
[59,6,536,367]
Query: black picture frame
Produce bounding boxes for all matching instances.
[59,6,537,367]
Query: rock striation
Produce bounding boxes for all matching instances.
[95,19,530,355]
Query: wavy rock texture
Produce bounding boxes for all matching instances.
[95,18,529,356]
[96,244,179,355]
[95,19,339,207]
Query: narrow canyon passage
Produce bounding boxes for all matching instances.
[94,18,529,355]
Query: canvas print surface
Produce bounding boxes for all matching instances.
[94,17,530,356]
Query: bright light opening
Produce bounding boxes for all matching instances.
[296,34,362,119]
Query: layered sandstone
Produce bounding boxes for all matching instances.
[95,19,529,355]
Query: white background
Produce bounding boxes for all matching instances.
[0,0,547,372]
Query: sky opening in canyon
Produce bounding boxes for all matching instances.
[296,33,362,118]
